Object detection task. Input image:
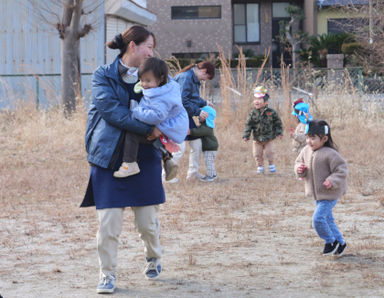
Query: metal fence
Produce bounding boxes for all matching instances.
[0,73,93,110]
[1,68,383,110]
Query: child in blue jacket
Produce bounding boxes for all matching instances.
[114,57,189,180]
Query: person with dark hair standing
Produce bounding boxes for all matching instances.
[173,61,215,181]
[113,57,188,180]
[295,120,348,257]
[81,26,166,294]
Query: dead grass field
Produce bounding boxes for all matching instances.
[0,89,384,298]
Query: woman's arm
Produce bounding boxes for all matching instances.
[177,74,203,117]
[92,68,153,136]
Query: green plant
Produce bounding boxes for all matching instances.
[299,33,355,67]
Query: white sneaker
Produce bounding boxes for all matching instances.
[256,166,265,174]
[113,162,140,178]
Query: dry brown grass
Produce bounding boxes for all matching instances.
[0,60,384,296]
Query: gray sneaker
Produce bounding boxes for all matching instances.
[164,159,178,181]
[199,175,217,182]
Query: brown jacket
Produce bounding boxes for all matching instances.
[292,123,306,153]
[295,145,348,200]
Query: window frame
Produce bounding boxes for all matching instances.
[171,5,222,20]
[232,1,261,45]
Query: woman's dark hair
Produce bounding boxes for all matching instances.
[306,119,337,150]
[106,26,156,56]
[178,61,215,80]
[138,57,168,87]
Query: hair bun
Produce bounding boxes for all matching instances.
[113,34,124,49]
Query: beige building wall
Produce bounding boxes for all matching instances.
[147,0,233,59]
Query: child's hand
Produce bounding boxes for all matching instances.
[297,163,307,174]
[199,110,208,120]
[208,102,214,107]
[187,129,191,135]
[323,179,332,189]
[243,138,249,143]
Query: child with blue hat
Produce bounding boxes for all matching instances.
[290,98,313,153]
[188,105,219,182]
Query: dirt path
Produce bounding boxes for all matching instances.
[1,172,383,298]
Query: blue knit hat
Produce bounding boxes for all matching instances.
[291,102,312,124]
[202,106,216,128]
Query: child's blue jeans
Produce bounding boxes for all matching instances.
[313,199,345,245]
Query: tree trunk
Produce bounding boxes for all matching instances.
[61,0,83,118]
[61,34,80,116]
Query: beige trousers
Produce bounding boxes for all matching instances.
[96,205,162,277]
[252,140,275,166]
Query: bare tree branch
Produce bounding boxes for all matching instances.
[78,24,93,38]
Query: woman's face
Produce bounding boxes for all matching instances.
[130,35,155,65]
[195,68,210,81]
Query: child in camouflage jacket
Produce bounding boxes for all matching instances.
[243,86,283,174]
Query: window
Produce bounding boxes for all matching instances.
[272,2,290,18]
[171,6,221,19]
[233,3,260,43]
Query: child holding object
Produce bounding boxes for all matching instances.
[188,106,218,182]
[295,120,348,256]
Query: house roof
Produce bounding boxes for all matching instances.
[317,0,369,7]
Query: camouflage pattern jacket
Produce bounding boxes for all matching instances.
[242,106,283,142]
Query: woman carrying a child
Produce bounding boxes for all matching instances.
[81,26,168,294]
[173,61,215,180]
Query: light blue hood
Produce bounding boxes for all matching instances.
[132,78,189,143]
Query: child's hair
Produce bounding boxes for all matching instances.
[306,120,337,150]
[262,94,270,102]
[177,61,215,80]
[138,57,168,87]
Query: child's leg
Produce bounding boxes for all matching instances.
[152,138,178,181]
[122,131,140,163]
[252,141,264,166]
[152,138,172,160]
[313,200,338,243]
[265,140,275,165]
[187,138,202,179]
[203,150,217,177]
[326,200,345,245]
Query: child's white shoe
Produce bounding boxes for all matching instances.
[113,162,140,178]
[269,164,276,173]
[256,166,265,174]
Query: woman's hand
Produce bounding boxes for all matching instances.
[199,110,208,120]
[243,138,249,143]
[297,163,307,174]
[147,127,162,141]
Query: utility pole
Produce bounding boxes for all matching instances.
[369,0,373,44]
